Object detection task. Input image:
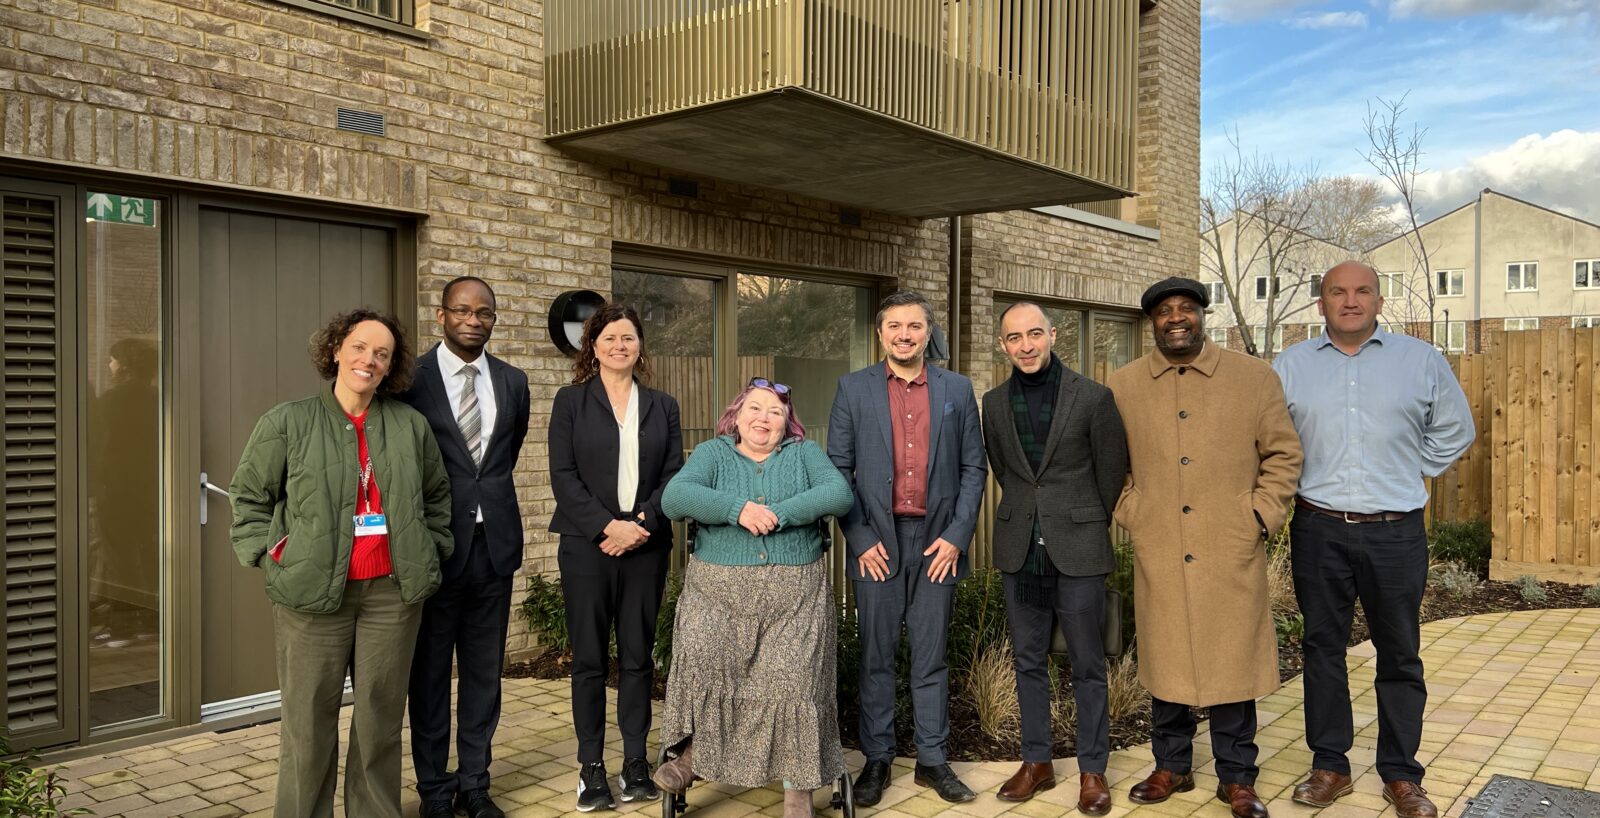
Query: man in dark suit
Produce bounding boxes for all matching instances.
[982,303,1128,812]
[402,276,531,818]
[827,290,987,806]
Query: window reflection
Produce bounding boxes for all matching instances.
[992,300,1135,384]
[613,270,717,448]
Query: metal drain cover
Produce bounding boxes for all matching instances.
[1459,775,1600,818]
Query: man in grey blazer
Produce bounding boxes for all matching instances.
[982,303,1128,813]
[828,290,988,806]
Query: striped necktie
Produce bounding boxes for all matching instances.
[458,365,482,467]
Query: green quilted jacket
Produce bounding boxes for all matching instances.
[229,390,454,613]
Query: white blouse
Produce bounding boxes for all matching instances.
[616,382,640,513]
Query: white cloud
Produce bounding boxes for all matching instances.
[1413,130,1600,223]
[1388,0,1593,20]
[1203,0,1316,23]
[1289,11,1370,28]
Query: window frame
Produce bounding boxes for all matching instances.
[1207,326,1230,344]
[1504,317,1540,332]
[269,0,426,39]
[1250,324,1285,353]
[1378,272,1405,299]
[1434,269,1465,298]
[1573,316,1600,329]
[1575,259,1600,290]
[1253,275,1281,302]
[1205,281,1227,306]
[1506,261,1539,292]
[1431,320,1467,353]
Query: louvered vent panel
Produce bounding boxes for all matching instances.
[2,192,63,734]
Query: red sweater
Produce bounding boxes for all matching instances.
[346,411,393,580]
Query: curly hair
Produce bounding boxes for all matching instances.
[308,308,415,396]
[570,302,652,385]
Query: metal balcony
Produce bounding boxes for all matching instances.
[545,0,1138,217]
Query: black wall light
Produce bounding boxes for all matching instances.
[548,289,606,356]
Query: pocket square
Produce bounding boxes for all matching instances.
[943,401,955,414]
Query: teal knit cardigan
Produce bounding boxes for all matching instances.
[661,435,854,566]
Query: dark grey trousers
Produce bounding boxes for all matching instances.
[1152,697,1259,786]
[1002,570,1109,770]
[853,517,955,766]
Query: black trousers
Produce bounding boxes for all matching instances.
[1151,697,1259,786]
[558,534,669,763]
[409,526,515,802]
[1291,509,1428,783]
[1001,570,1109,770]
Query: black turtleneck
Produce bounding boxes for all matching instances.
[1014,354,1058,470]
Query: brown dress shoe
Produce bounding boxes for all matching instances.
[1383,781,1439,818]
[1077,773,1111,816]
[1292,769,1354,807]
[1128,768,1195,804]
[1216,783,1269,818]
[997,761,1055,802]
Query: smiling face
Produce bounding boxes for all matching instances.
[1150,294,1206,362]
[999,304,1056,374]
[1318,261,1384,343]
[735,387,789,454]
[879,303,931,369]
[594,318,641,378]
[335,320,396,402]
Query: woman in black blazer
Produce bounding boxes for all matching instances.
[548,302,683,812]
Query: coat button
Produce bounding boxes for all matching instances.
[759,552,767,560]
[757,496,765,503]
[1033,482,1041,489]
[1179,410,1189,419]
[1178,367,1188,375]
[1182,505,1192,514]
[1184,554,1195,563]
[345,423,353,430]
[1180,456,1190,465]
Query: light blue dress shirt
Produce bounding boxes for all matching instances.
[1272,327,1475,514]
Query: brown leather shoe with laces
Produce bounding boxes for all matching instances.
[1128,768,1195,804]
[1383,781,1439,818]
[997,762,1055,802]
[1216,783,1269,818]
[1292,769,1354,807]
[1077,773,1111,816]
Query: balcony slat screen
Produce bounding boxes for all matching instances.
[547,0,1137,193]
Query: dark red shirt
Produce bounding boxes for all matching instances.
[886,362,931,517]
[345,411,392,580]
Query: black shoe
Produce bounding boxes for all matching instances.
[619,756,660,802]
[420,798,455,818]
[853,759,892,807]
[576,762,616,812]
[914,762,976,803]
[454,789,505,818]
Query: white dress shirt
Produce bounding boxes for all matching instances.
[437,344,497,522]
[616,382,640,514]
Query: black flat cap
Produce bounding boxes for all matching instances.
[1140,276,1210,314]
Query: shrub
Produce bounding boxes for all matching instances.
[948,568,1010,676]
[835,605,863,714]
[1105,649,1147,724]
[518,573,569,655]
[1266,547,1298,620]
[1428,561,1482,600]
[1274,613,1305,646]
[1585,584,1600,605]
[0,733,90,817]
[1429,520,1491,575]
[653,570,685,674]
[1050,658,1077,730]
[1513,574,1548,605]
[964,641,1020,743]
[1107,539,1137,648]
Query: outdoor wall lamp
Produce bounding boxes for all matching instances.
[548,289,606,356]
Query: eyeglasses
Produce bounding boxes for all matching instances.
[444,306,497,324]
[748,377,791,400]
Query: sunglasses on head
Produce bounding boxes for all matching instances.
[748,378,791,399]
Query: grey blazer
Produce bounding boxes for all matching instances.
[827,362,987,584]
[980,362,1129,576]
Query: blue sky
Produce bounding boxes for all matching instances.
[1201,0,1600,223]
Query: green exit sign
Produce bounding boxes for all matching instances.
[86,193,157,226]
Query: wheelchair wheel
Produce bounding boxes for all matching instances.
[830,771,854,818]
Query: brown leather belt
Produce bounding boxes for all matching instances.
[1295,497,1409,524]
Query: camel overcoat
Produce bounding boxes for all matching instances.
[1105,341,1302,706]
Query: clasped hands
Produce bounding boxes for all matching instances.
[598,514,650,556]
[857,538,960,583]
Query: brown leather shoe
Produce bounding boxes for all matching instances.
[1383,781,1438,818]
[1292,769,1354,807]
[1077,773,1111,816]
[1216,783,1269,818]
[997,761,1055,802]
[1128,768,1195,804]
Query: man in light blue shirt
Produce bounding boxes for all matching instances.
[1272,261,1474,818]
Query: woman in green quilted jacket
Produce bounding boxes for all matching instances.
[230,309,453,818]
[652,379,854,818]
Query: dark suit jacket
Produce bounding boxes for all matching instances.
[827,361,987,583]
[981,362,1129,576]
[400,345,531,582]
[547,377,683,554]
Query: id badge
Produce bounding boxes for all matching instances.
[354,513,389,536]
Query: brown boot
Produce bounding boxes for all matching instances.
[997,762,1055,802]
[1383,781,1439,818]
[1077,773,1111,816]
[1292,769,1354,807]
[1128,768,1195,804]
[1216,783,1269,818]
[651,744,697,795]
[783,787,814,818]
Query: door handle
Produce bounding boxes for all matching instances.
[200,471,230,526]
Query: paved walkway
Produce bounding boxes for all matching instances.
[51,609,1600,818]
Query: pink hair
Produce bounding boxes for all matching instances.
[715,384,807,442]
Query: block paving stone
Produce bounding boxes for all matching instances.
[46,609,1600,818]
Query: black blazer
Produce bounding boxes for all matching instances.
[547,377,683,554]
[399,345,531,582]
[980,362,1129,576]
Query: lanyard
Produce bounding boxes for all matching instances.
[358,458,374,515]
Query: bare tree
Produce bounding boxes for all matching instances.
[1361,93,1437,341]
[1302,176,1399,253]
